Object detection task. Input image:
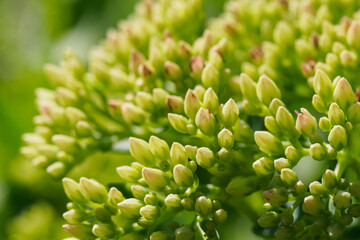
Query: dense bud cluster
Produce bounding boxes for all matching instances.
[21,0,360,239]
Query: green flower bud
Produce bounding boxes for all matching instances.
[62,178,87,203]
[65,107,86,126]
[280,211,294,227]
[214,209,227,224]
[195,107,216,136]
[262,188,288,207]
[333,77,356,110]
[108,187,124,206]
[274,227,294,240]
[153,88,169,107]
[264,116,281,135]
[196,147,215,169]
[121,103,146,125]
[137,216,155,228]
[79,177,108,203]
[294,181,307,196]
[92,224,115,239]
[280,168,298,187]
[117,166,141,182]
[312,94,328,113]
[257,211,280,228]
[239,73,259,103]
[76,120,92,137]
[195,196,213,216]
[309,143,327,161]
[173,164,194,187]
[328,125,347,150]
[52,134,78,153]
[129,137,154,166]
[203,88,219,114]
[63,209,86,224]
[175,226,195,240]
[274,21,294,46]
[322,170,336,190]
[313,69,332,102]
[184,90,201,120]
[189,56,205,80]
[144,192,158,206]
[95,208,112,223]
[135,92,155,112]
[222,98,239,127]
[150,231,171,240]
[46,161,66,179]
[131,185,148,199]
[302,195,325,216]
[269,98,285,116]
[295,108,317,138]
[253,157,274,177]
[201,63,219,90]
[347,102,360,125]
[63,224,95,240]
[349,181,360,199]
[165,194,181,208]
[142,167,168,191]
[193,85,206,100]
[309,181,327,195]
[166,95,184,114]
[328,103,345,125]
[256,75,281,106]
[338,178,349,190]
[319,117,331,132]
[340,50,358,67]
[348,204,360,217]
[164,61,182,80]
[233,119,254,142]
[226,176,257,198]
[254,131,283,155]
[170,142,188,166]
[218,128,234,149]
[117,198,144,218]
[185,145,197,161]
[149,136,170,160]
[274,158,291,173]
[140,205,161,220]
[276,106,296,137]
[334,191,352,210]
[285,146,300,163]
[181,198,195,211]
[347,20,360,48]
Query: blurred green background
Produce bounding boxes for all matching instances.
[0,0,230,239]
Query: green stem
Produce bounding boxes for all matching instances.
[226,191,263,223]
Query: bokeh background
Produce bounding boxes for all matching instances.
[0,0,245,239]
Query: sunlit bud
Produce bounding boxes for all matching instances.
[153,88,169,107]
[193,85,206,100]
[348,204,360,217]
[137,216,155,228]
[181,198,195,211]
[253,157,274,177]
[164,61,182,80]
[92,224,115,239]
[56,87,78,106]
[195,196,213,216]
[31,155,48,168]
[170,142,187,166]
[347,21,360,48]
[79,177,108,203]
[274,21,294,46]
[47,161,66,179]
[347,102,360,125]
[150,231,172,240]
[165,194,181,208]
[269,98,285,116]
[222,98,239,127]
[201,64,219,90]
[131,185,148,199]
[264,116,281,135]
[274,158,291,173]
[328,103,345,125]
[121,103,146,125]
[175,226,195,240]
[295,108,317,138]
[203,88,219,114]
[190,56,205,79]
[302,195,325,216]
[225,176,257,198]
[168,113,189,134]
[63,224,95,240]
[334,191,352,210]
[185,145,197,161]
[313,69,332,102]
[149,136,169,160]
[319,117,331,132]
[94,208,112,223]
[196,147,215,169]
[262,188,288,207]
[328,125,347,150]
[309,143,327,161]
[340,50,358,67]
[173,164,194,187]
[144,192,158,206]
[321,170,336,190]
[116,166,141,182]
[62,178,87,203]
[142,167,168,191]
[209,51,223,70]
[254,131,283,155]
[312,94,327,113]
[294,181,307,196]
[256,75,281,106]
[239,73,259,103]
[109,68,132,91]
[184,90,201,120]
[108,187,124,206]
[135,92,154,112]
[195,107,216,135]
[76,121,92,137]
[280,168,298,187]
[166,95,184,114]
[117,198,144,218]
[217,128,234,149]
[349,181,360,199]
[52,134,78,153]
[140,205,161,220]
[309,181,327,195]
[129,137,153,166]
[276,107,296,136]
[285,146,300,163]
[63,209,85,224]
[257,211,280,228]
[333,77,356,110]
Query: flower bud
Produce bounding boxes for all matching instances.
[312,94,327,113]
[63,209,86,224]
[285,146,300,163]
[195,196,213,216]
[347,102,360,125]
[79,177,108,203]
[226,176,258,197]
[214,209,227,224]
[203,88,219,114]
[142,167,168,191]
[274,21,294,46]
[302,195,325,216]
[274,158,291,173]
[150,231,172,240]
[116,166,141,182]
[321,170,336,190]
[254,131,283,155]
[131,185,148,199]
[94,208,112,223]
[262,188,288,207]
[274,227,294,240]
[217,128,234,149]
[137,216,155,228]
[185,145,197,161]
[222,98,239,127]
[129,137,153,166]
[328,125,347,150]
[313,69,332,102]
[184,90,201,120]
[108,187,124,206]
[319,117,331,132]
[257,211,280,228]
[269,98,285,116]
[164,61,182,80]
[239,73,259,103]
[170,142,187,166]
[173,164,194,187]
[334,191,352,210]
[153,88,168,107]
[349,181,360,199]
[195,107,216,136]
[309,181,327,195]
[46,161,66,179]
[348,204,360,217]
[117,198,144,218]
[256,75,281,106]
[328,103,345,125]
[135,92,154,112]
[63,224,95,240]
[92,224,115,239]
[62,178,87,203]
[264,116,281,135]
[253,157,274,177]
[140,205,161,220]
[347,20,360,48]
[52,134,78,153]
[295,108,317,138]
[149,136,169,160]
[276,107,296,137]
[196,147,215,169]
[121,103,146,125]
[144,192,158,206]
[309,143,327,161]
[165,194,181,208]
[201,63,219,90]
[175,226,195,240]
[181,198,195,211]
[190,56,205,79]
[166,95,184,113]
[294,181,307,196]
[280,168,298,187]
[340,50,358,67]
[168,113,189,134]
[333,77,356,110]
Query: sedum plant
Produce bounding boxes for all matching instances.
[20,0,360,239]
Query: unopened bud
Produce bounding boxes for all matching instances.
[175,226,195,240]
[302,195,325,216]
[239,73,259,103]
[129,137,153,166]
[166,95,184,113]
[181,198,195,211]
[280,168,298,187]
[195,108,216,136]
[328,125,347,150]
[142,167,168,191]
[313,69,332,102]
[226,176,257,197]
[269,98,285,116]
[203,88,219,114]
[222,98,239,127]
[121,103,146,125]
[262,188,288,207]
[62,178,86,203]
[170,142,187,166]
[295,108,317,138]
[108,187,124,206]
[79,177,108,203]
[312,94,327,113]
[116,166,141,182]
[195,196,213,216]
[150,231,171,240]
[63,224,95,240]
[257,211,280,228]
[63,209,85,224]
[52,134,78,153]
[309,143,327,161]
[218,128,234,149]
[256,75,281,106]
[131,185,148,199]
[253,157,274,177]
[276,107,296,137]
[274,158,291,173]
[140,205,161,220]
[149,136,169,160]
[165,194,181,208]
[319,117,331,132]
[117,198,144,218]
[164,61,182,80]
[196,147,215,169]
[184,90,201,120]
[135,92,154,112]
[92,224,115,239]
[334,191,352,210]
[285,146,300,163]
[173,164,194,187]
[347,20,360,48]
[347,102,360,125]
[168,113,189,134]
[333,77,356,110]
[322,170,336,190]
[254,131,283,155]
[201,64,219,90]
[349,181,360,199]
[328,103,345,125]
[309,181,327,195]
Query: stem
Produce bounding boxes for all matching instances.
[226,191,263,223]
[334,151,349,180]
